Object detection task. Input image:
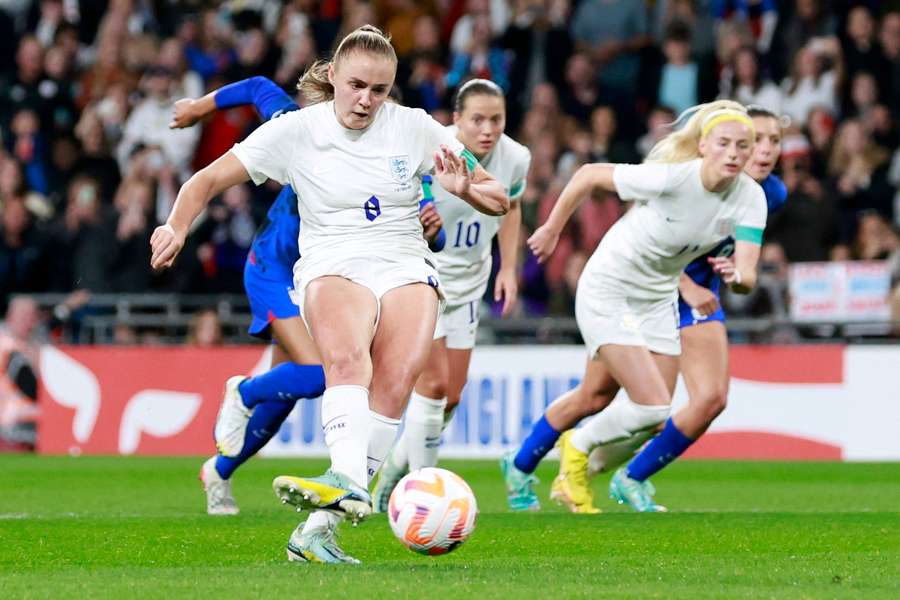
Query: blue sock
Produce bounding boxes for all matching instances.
[238,363,325,408]
[513,415,561,474]
[625,418,695,482]
[215,400,296,479]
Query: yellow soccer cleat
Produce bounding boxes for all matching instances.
[549,431,601,514]
[273,470,372,525]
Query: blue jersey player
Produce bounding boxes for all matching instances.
[169,76,445,516]
[502,107,786,513]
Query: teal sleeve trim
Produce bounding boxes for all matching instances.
[509,180,525,199]
[735,225,764,244]
[460,148,478,171]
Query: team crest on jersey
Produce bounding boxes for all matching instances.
[388,155,411,182]
[715,218,736,237]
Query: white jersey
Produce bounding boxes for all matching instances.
[231,101,465,266]
[432,127,531,304]
[582,159,767,302]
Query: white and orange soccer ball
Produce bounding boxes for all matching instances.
[387,467,478,555]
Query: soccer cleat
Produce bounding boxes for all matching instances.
[499,451,540,511]
[286,520,360,565]
[273,469,372,524]
[549,431,600,514]
[199,456,239,516]
[609,467,668,513]
[214,376,252,457]
[372,457,408,513]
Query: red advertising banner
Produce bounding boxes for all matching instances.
[36,344,900,461]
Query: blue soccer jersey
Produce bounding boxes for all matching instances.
[216,77,302,337]
[678,173,787,328]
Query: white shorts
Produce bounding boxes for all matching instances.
[294,253,443,327]
[575,287,680,357]
[433,300,479,349]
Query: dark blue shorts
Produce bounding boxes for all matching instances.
[244,259,299,340]
[677,293,726,330]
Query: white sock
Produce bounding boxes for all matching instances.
[367,410,401,485]
[570,400,670,454]
[321,384,369,489]
[587,430,654,475]
[404,392,447,471]
[442,405,457,430]
[302,510,341,533]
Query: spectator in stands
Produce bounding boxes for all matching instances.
[651,0,716,61]
[655,22,699,115]
[499,0,572,129]
[570,0,648,117]
[0,296,42,451]
[9,108,50,197]
[829,119,895,242]
[772,0,835,80]
[841,6,889,99]
[712,0,779,54]
[851,212,898,261]
[72,107,121,205]
[52,175,108,292]
[781,38,841,127]
[766,132,838,262]
[0,195,53,307]
[879,12,900,116]
[397,14,447,113]
[636,105,675,159]
[446,11,510,91]
[116,64,200,182]
[805,105,836,178]
[558,52,598,124]
[158,37,204,101]
[0,36,48,139]
[587,105,638,164]
[845,70,879,121]
[720,45,782,115]
[187,308,223,347]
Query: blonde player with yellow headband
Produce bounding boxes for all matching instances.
[501,100,767,513]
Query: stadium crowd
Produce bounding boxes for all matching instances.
[0,0,899,329]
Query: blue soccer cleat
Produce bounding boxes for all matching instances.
[500,451,540,511]
[609,467,668,513]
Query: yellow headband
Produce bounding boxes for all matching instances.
[701,112,755,139]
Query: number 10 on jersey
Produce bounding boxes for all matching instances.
[453,221,481,248]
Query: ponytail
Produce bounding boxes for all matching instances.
[296,25,397,106]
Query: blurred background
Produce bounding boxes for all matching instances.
[1,1,899,456]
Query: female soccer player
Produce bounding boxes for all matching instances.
[170,77,445,517]
[151,26,507,564]
[372,79,531,511]
[591,106,787,512]
[500,100,766,513]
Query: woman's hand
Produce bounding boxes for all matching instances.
[527,224,561,264]
[150,224,186,270]
[434,145,472,198]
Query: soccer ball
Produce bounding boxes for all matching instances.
[387,467,478,555]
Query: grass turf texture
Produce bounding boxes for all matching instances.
[1,456,898,599]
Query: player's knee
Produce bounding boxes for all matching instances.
[580,384,616,416]
[703,387,728,421]
[325,346,370,383]
[418,378,447,401]
[445,390,461,411]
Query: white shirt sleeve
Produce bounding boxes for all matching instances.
[230,115,297,186]
[739,184,768,231]
[417,111,466,176]
[612,163,671,202]
[510,147,532,200]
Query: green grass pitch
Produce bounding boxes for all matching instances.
[1,456,898,599]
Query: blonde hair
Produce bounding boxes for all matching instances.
[297,25,397,105]
[827,119,889,178]
[645,100,752,164]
